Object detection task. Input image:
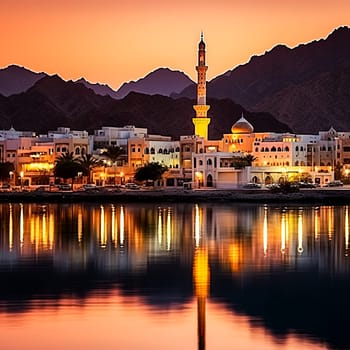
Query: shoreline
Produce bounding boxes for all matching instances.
[0,188,350,205]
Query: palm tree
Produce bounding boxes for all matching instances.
[102,146,126,165]
[77,154,102,183]
[243,154,257,166]
[54,152,82,184]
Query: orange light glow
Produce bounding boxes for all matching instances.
[1,1,349,90]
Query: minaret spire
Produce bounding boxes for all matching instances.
[192,33,211,140]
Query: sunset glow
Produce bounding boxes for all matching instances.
[1,0,349,90]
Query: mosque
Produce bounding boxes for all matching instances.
[189,34,334,189]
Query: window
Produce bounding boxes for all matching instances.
[175,147,180,152]
[144,148,149,154]
[285,146,289,152]
[207,159,212,165]
[158,149,163,154]
[132,147,135,152]
[137,148,141,152]
[255,147,258,152]
[150,148,155,154]
[75,147,80,155]
[277,147,282,152]
[56,147,60,152]
[62,147,67,153]
[296,146,299,151]
[185,147,191,152]
[199,160,203,166]
[271,146,276,152]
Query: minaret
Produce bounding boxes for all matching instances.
[192,32,211,140]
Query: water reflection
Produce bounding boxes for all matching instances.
[1,202,350,349]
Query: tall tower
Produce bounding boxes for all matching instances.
[192,32,211,140]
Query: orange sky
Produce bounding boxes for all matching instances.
[1,0,349,90]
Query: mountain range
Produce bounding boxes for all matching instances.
[0,74,288,139]
[0,26,349,136]
[175,26,350,133]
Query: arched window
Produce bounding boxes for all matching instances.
[255,147,258,152]
[175,147,180,152]
[163,149,168,154]
[150,148,155,154]
[295,161,299,166]
[199,160,203,166]
[296,146,299,151]
[261,147,265,152]
[199,148,203,153]
[207,174,213,187]
[207,159,212,165]
[185,147,191,152]
[144,148,149,154]
[300,146,304,151]
[277,147,282,152]
[265,147,269,152]
[75,147,80,155]
[158,149,163,154]
[271,146,276,152]
[285,146,289,152]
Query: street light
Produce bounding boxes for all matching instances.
[20,171,24,190]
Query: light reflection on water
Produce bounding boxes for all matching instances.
[0,202,349,350]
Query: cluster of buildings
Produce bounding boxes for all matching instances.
[1,34,349,189]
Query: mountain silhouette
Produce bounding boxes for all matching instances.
[0,75,289,139]
[115,67,194,99]
[174,26,350,133]
[0,65,46,96]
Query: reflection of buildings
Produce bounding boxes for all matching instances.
[1,203,350,275]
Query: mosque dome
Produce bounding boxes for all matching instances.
[231,115,254,134]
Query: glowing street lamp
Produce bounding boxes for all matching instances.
[20,171,24,190]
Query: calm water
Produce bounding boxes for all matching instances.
[0,201,350,350]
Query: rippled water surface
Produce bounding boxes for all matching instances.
[1,202,349,349]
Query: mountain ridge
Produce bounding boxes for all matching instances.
[0,74,290,139]
[174,26,350,133]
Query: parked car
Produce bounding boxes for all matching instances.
[58,184,72,191]
[243,182,261,189]
[125,183,140,190]
[324,180,343,187]
[298,182,317,188]
[0,183,11,192]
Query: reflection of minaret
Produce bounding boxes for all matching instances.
[193,204,209,350]
[192,32,211,140]
[193,248,209,350]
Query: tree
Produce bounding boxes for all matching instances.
[77,154,101,183]
[232,154,257,168]
[102,146,126,165]
[242,154,257,166]
[134,162,168,183]
[54,152,82,183]
[0,162,14,183]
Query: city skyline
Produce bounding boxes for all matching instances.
[1,0,349,90]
